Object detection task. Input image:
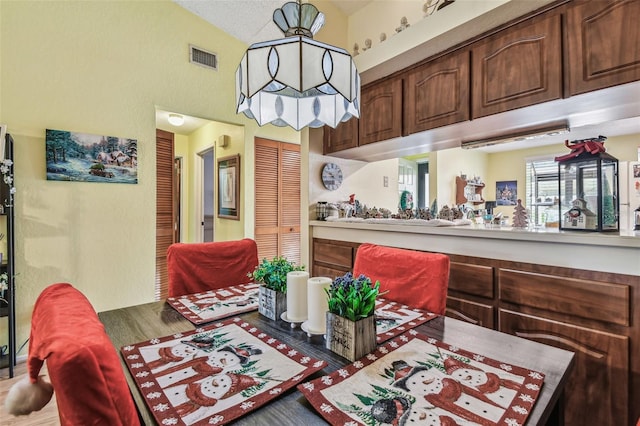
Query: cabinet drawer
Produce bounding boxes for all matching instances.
[498,269,629,326]
[500,309,628,426]
[446,296,494,329]
[313,240,353,269]
[312,264,350,280]
[449,261,494,298]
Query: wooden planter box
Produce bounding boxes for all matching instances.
[325,312,377,362]
[258,286,286,321]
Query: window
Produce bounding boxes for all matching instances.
[525,156,561,227]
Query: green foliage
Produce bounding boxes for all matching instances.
[90,163,105,170]
[326,272,379,321]
[248,256,305,292]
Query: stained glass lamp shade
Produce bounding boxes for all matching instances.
[235,1,360,131]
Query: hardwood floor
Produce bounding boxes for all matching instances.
[0,362,60,425]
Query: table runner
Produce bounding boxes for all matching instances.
[298,329,545,426]
[375,298,436,344]
[166,284,259,325]
[121,317,327,425]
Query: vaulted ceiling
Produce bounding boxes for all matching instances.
[174,1,372,46]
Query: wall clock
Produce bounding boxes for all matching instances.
[321,162,343,191]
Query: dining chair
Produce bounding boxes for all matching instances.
[167,238,259,297]
[352,243,450,314]
[5,283,140,425]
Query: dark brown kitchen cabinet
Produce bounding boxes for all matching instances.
[358,78,403,145]
[500,310,629,426]
[446,260,495,328]
[566,0,640,96]
[311,238,356,278]
[404,49,470,134]
[446,297,495,329]
[471,13,563,119]
[323,118,359,154]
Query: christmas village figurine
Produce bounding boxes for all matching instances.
[563,198,597,230]
[512,199,529,228]
[438,205,455,221]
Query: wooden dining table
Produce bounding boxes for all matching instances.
[98,300,575,425]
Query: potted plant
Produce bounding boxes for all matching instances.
[325,272,380,361]
[249,256,304,320]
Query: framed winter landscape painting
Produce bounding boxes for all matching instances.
[46,129,138,184]
[496,180,517,206]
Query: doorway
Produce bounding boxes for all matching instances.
[417,162,429,209]
[198,148,215,242]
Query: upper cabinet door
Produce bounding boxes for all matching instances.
[358,78,403,145]
[405,50,470,134]
[323,119,359,154]
[567,0,640,96]
[471,14,562,119]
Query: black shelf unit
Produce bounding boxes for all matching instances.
[0,133,15,376]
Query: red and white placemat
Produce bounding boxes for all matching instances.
[375,298,437,344]
[166,284,259,325]
[299,329,545,426]
[121,317,327,425]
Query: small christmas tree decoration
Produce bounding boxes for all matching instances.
[512,199,529,228]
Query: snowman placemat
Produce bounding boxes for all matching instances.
[121,317,327,426]
[375,298,437,344]
[298,329,545,426]
[166,284,260,325]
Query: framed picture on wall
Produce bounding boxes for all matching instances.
[45,129,138,184]
[218,154,240,220]
[496,180,518,205]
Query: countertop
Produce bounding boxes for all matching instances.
[310,219,640,276]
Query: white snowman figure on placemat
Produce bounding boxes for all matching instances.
[156,344,262,389]
[443,357,520,408]
[165,372,260,420]
[144,342,199,373]
[391,360,506,424]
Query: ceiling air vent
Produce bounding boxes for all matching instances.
[190,45,218,71]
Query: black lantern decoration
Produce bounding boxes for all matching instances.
[555,136,619,232]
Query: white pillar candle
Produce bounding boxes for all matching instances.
[286,271,309,322]
[306,276,332,333]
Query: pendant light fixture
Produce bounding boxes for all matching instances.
[235,1,360,131]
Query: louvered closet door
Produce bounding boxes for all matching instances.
[255,138,301,264]
[156,129,175,299]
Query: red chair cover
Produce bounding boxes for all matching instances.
[27,283,140,426]
[167,238,259,297]
[353,243,450,315]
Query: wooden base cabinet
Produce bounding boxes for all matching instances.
[500,310,629,426]
[446,297,495,329]
[311,239,356,279]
